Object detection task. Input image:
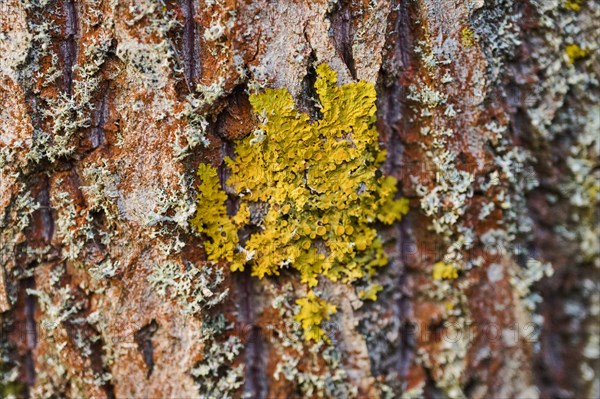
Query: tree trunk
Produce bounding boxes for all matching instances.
[0,0,598,398]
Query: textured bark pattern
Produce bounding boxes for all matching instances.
[0,0,598,398]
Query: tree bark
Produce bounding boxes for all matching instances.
[0,0,598,398]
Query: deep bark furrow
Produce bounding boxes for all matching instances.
[395,222,415,382]
[34,177,54,245]
[89,324,116,399]
[90,82,110,149]
[61,0,78,94]
[181,0,199,87]
[361,0,426,392]
[236,271,268,399]
[22,278,37,391]
[134,320,159,378]
[329,0,356,79]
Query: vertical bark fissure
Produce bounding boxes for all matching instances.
[90,82,110,149]
[236,271,268,399]
[378,0,420,387]
[61,0,78,95]
[88,322,116,399]
[396,223,415,382]
[22,277,37,393]
[392,1,416,76]
[181,0,199,88]
[134,320,159,379]
[328,0,356,79]
[378,0,418,174]
[297,48,321,121]
[423,367,446,399]
[34,176,54,245]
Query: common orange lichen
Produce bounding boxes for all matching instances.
[565,44,589,64]
[432,261,459,280]
[461,27,475,48]
[190,163,248,270]
[565,0,583,11]
[192,64,409,341]
[358,283,383,301]
[294,291,337,342]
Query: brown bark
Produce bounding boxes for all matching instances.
[0,0,598,398]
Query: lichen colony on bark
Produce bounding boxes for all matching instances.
[0,0,597,398]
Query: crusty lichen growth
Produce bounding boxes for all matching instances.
[192,64,409,341]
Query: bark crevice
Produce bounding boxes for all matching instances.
[236,270,268,399]
[134,320,159,379]
[181,0,200,88]
[89,81,110,149]
[61,0,78,94]
[328,0,356,80]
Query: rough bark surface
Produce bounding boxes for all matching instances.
[0,0,598,398]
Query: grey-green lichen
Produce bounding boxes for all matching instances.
[410,51,476,281]
[474,0,599,396]
[25,274,110,397]
[173,96,210,160]
[0,184,40,308]
[190,315,244,399]
[148,261,228,316]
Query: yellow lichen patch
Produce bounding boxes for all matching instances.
[294,291,337,342]
[190,164,248,271]
[461,27,475,48]
[432,262,459,280]
[226,64,408,288]
[565,44,589,64]
[565,0,583,11]
[192,64,409,341]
